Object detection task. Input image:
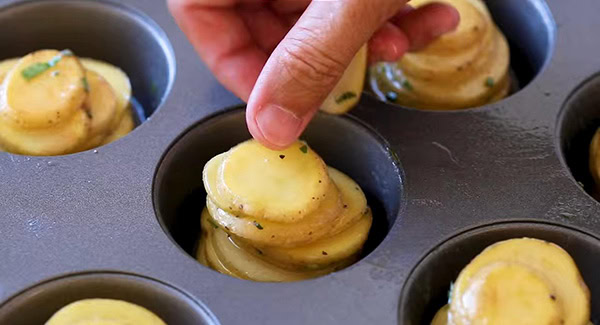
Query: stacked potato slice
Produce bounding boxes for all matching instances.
[370,0,511,110]
[46,299,166,325]
[198,140,372,282]
[0,49,134,155]
[432,238,590,325]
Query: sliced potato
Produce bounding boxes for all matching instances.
[80,70,119,150]
[45,299,165,325]
[2,50,87,129]
[327,167,368,236]
[450,238,590,325]
[0,107,90,156]
[215,140,331,222]
[206,181,342,248]
[0,58,18,83]
[101,109,135,145]
[431,304,449,325]
[321,44,367,114]
[81,57,132,118]
[590,128,600,192]
[260,209,371,268]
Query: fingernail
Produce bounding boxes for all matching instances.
[255,104,303,148]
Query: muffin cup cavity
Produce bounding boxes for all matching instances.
[558,74,600,199]
[398,222,600,325]
[153,108,403,278]
[0,0,175,121]
[0,272,218,325]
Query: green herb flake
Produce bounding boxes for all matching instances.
[253,221,264,230]
[299,145,308,154]
[22,63,51,80]
[60,49,74,57]
[402,80,414,91]
[335,91,357,104]
[385,91,398,102]
[485,77,495,88]
[207,218,219,229]
[82,77,90,92]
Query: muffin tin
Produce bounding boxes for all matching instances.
[0,0,597,324]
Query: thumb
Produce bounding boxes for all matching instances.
[246,0,405,150]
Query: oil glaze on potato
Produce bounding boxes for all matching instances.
[433,238,590,325]
[45,299,166,325]
[0,50,135,155]
[370,0,510,110]
[217,140,331,222]
[199,140,373,281]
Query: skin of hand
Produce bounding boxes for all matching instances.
[168,0,460,150]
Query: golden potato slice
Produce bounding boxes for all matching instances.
[45,299,166,325]
[101,109,135,145]
[210,223,319,282]
[206,181,342,248]
[0,107,90,156]
[431,304,449,325]
[81,58,132,118]
[590,128,600,192]
[2,50,86,129]
[327,167,368,236]
[260,209,371,268]
[215,140,331,222]
[0,58,18,83]
[450,238,590,325]
[80,70,119,150]
[320,44,367,114]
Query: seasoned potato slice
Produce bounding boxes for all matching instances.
[0,108,90,156]
[2,50,86,129]
[81,58,132,118]
[589,128,600,191]
[321,44,367,114]
[80,70,119,150]
[431,305,449,325]
[216,140,331,222]
[260,209,371,268]
[450,238,590,325]
[45,299,165,325]
[101,110,135,145]
[0,58,17,83]
[206,181,342,248]
[327,167,368,235]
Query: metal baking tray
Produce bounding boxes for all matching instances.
[0,0,597,324]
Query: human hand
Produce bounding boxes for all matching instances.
[169,0,459,149]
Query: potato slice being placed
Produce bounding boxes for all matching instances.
[215,140,331,222]
[45,299,166,325]
[320,44,367,114]
[449,238,590,325]
[326,167,368,236]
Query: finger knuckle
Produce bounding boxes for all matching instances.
[280,34,346,91]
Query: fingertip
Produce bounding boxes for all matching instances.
[426,3,461,34]
[369,23,410,63]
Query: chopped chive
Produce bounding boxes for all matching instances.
[22,63,51,80]
[335,91,357,104]
[299,145,308,154]
[21,49,74,81]
[253,221,264,230]
[82,77,90,92]
[485,77,495,88]
[402,80,414,91]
